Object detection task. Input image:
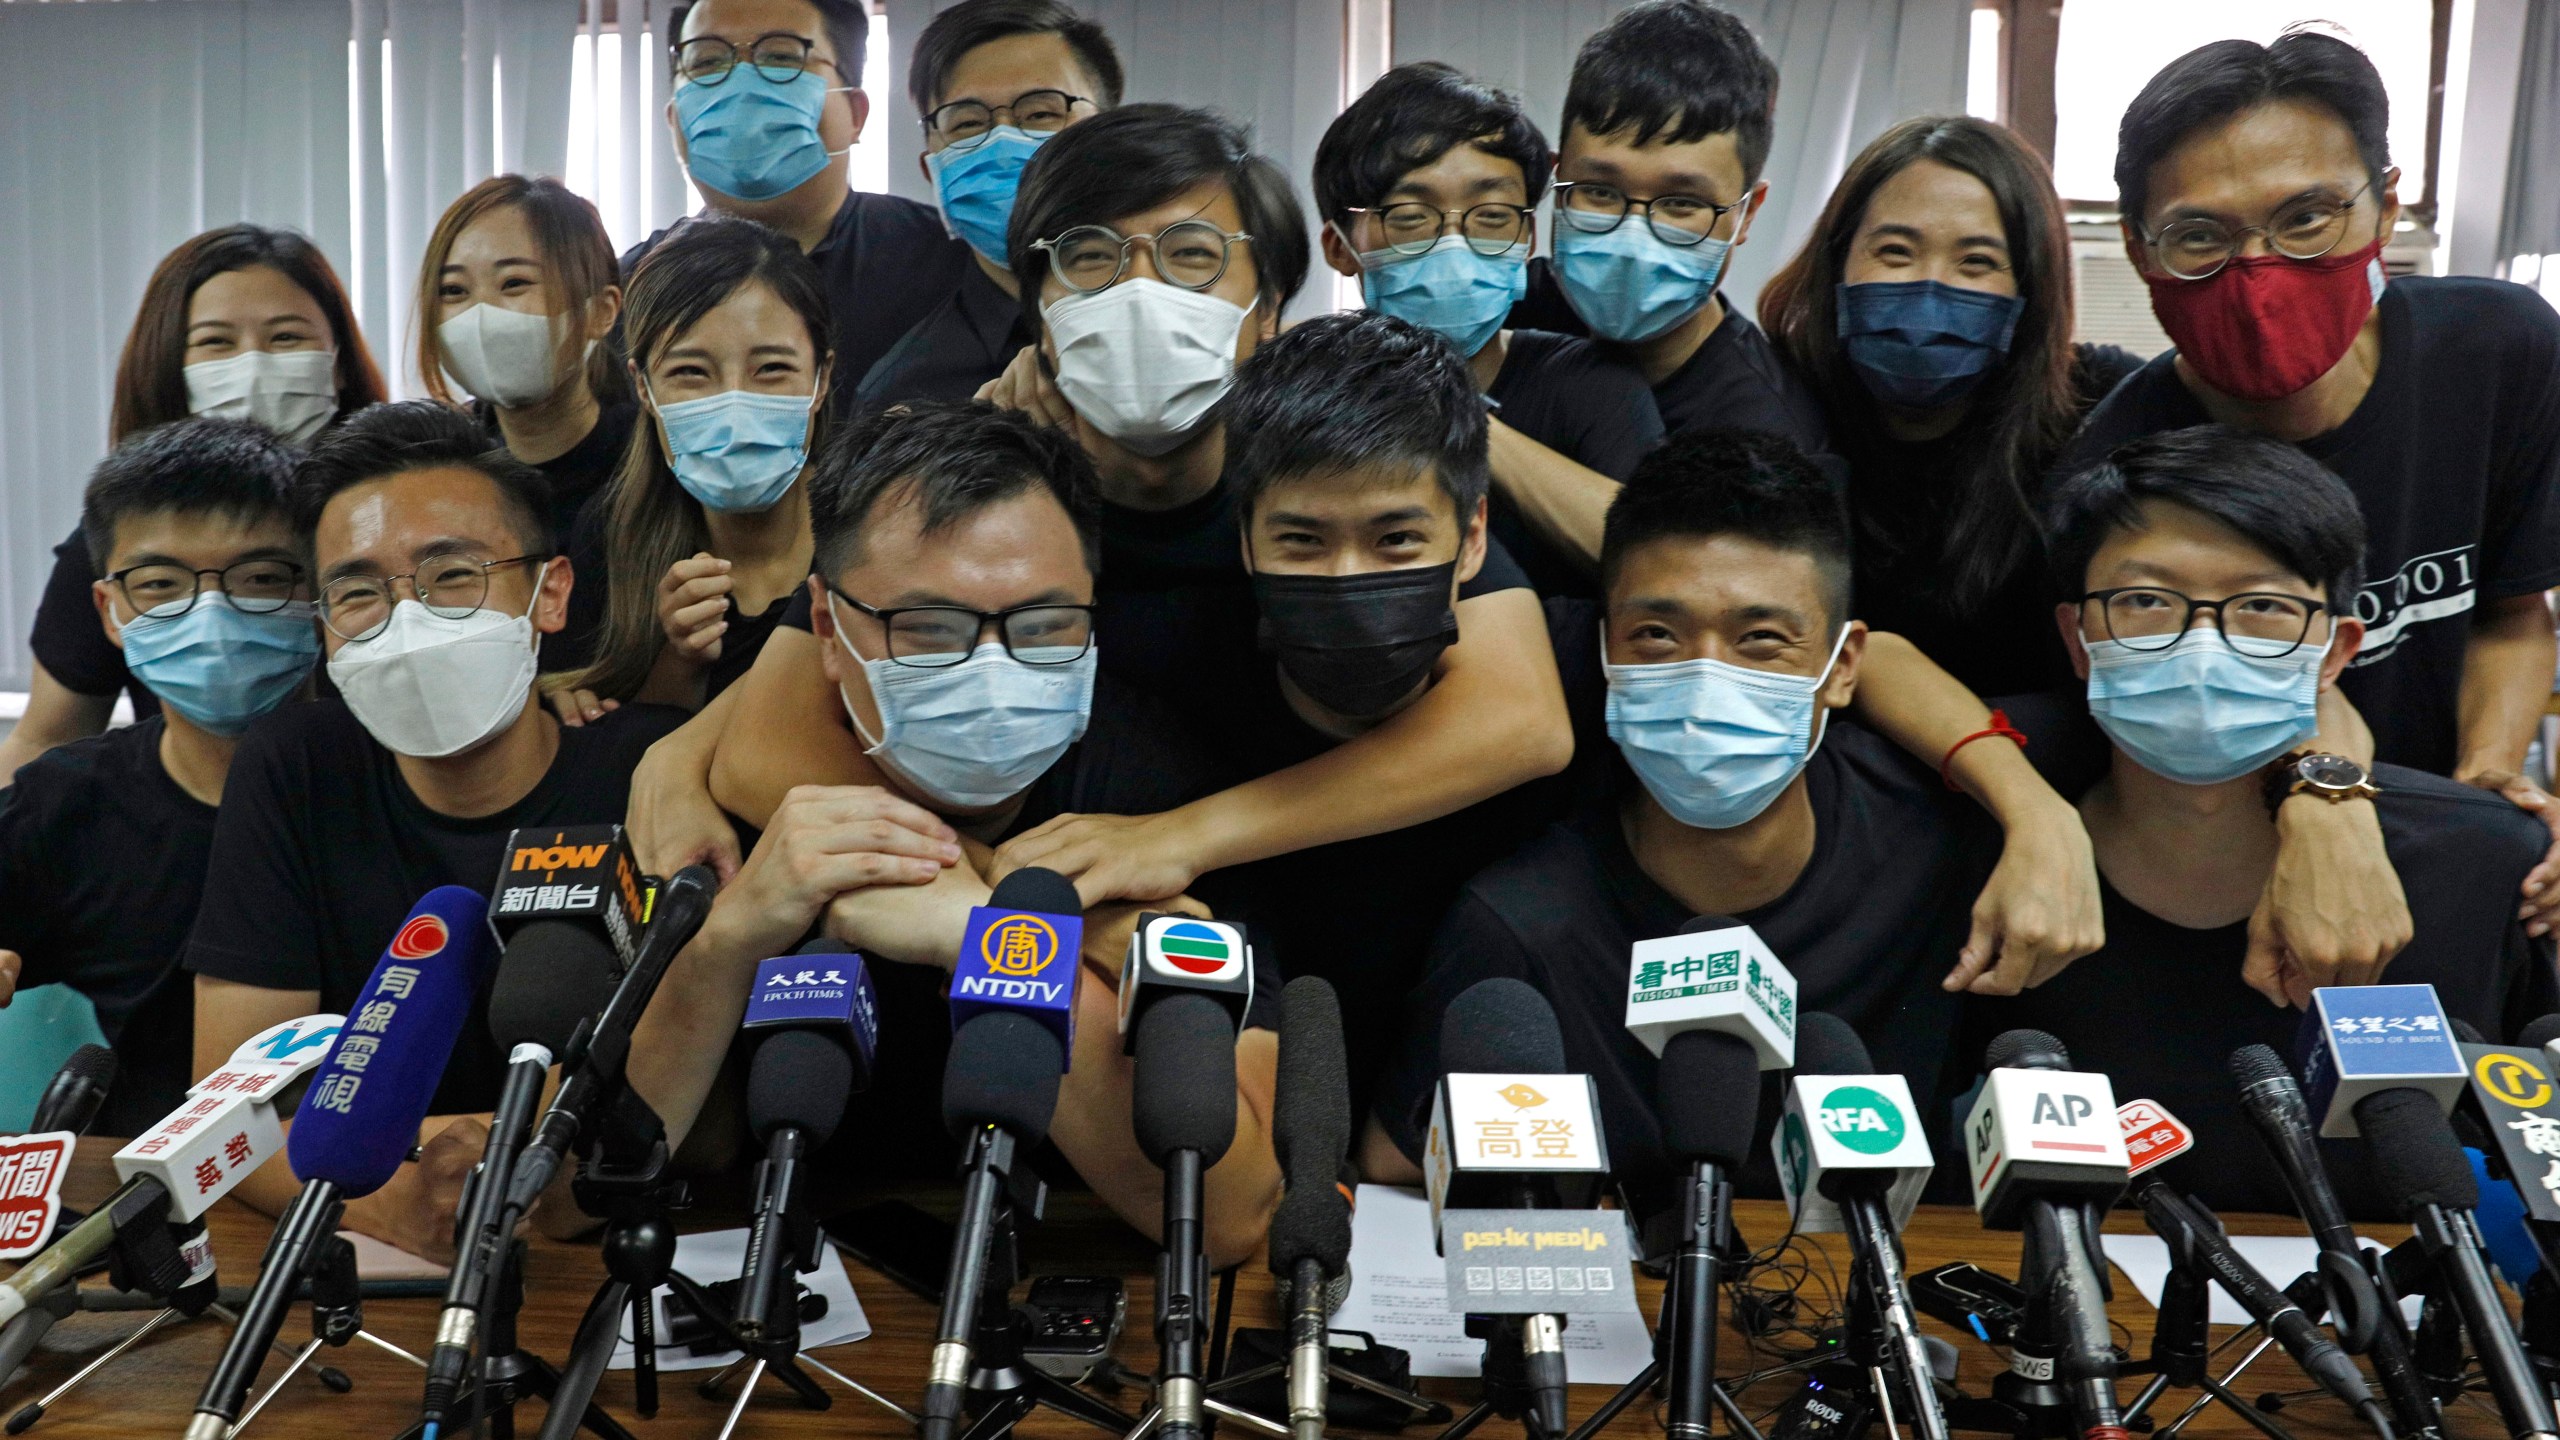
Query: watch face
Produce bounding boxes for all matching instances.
[2302,755,2365,789]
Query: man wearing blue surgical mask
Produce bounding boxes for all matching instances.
[1965,424,2558,1217]
[627,0,973,408]
[1360,428,1995,1203]
[0,418,316,1136]
[855,0,1121,412]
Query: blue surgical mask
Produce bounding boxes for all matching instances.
[928,125,1051,265]
[1605,627,1849,830]
[652,385,817,513]
[1553,222,1732,344]
[2083,634,2326,785]
[830,601,1098,810]
[674,70,847,202]
[118,592,319,737]
[1835,279,2024,410]
[1353,233,1529,358]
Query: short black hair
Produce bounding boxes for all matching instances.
[1008,103,1309,333]
[810,399,1101,577]
[1222,311,1489,524]
[2116,29,2390,226]
[2044,424,2366,602]
[672,0,868,86]
[293,401,554,556]
[907,0,1123,117]
[1312,62,1552,226]
[1601,428,1853,630]
[83,417,300,574]
[1561,0,1778,184]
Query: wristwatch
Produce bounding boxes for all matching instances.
[2263,750,2380,816]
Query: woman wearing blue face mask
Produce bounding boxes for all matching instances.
[1760,117,2146,698]
[560,216,833,712]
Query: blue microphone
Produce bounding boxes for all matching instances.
[186,887,493,1440]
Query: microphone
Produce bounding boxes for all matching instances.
[1133,988,1240,1440]
[1270,977,1353,1440]
[1782,1015,1945,1440]
[193,1015,349,1112]
[922,867,1078,1440]
[186,886,494,1440]
[1962,1030,2126,1440]
[31,1044,117,1136]
[490,823,646,968]
[735,939,876,1343]
[2298,984,2467,1138]
[1427,979,1606,1440]
[502,864,717,1215]
[1119,912,1254,1038]
[0,1046,115,1262]
[2358,1087,2559,1440]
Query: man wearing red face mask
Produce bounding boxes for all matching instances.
[2060,29,2560,939]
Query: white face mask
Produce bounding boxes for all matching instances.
[327,562,548,760]
[439,304,578,408]
[1042,279,1250,457]
[183,348,339,444]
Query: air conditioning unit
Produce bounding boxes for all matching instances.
[2067,218,2439,361]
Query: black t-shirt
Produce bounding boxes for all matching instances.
[29,527,159,719]
[1964,762,2560,1219]
[525,401,640,675]
[2059,277,2560,775]
[1484,328,1666,599]
[622,193,975,416]
[1372,723,1997,1202]
[183,701,688,1115]
[0,717,214,1134]
[1846,343,2148,698]
[702,591,796,704]
[852,261,1028,415]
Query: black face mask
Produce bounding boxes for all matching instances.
[1251,561,1460,717]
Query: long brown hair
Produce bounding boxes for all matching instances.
[110,225,384,445]
[562,215,833,703]
[1759,116,2078,614]
[412,175,631,410]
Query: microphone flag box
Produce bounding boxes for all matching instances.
[744,951,880,1076]
[1437,1207,1640,1316]
[0,1132,76,1259]
[2116,1099,2196,1179]
[1117,914,1254,1048]
[1963,1067,2126,1229]
[1774,1073,1932,1233]
[113,1090,286,1222]
[194,1013,346,1104]
[2297,984,2463,1138]
[1623,924,1795,1068]
[492,823,646,967]
[1424,1073,1610,1231]
[954,901,1084,1069]
[2457,1042,2560,1221]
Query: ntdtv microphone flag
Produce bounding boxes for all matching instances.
[954,891,1084,1066]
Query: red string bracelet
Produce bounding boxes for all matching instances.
[1940,708,2028,791]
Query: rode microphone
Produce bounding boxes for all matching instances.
[30,1044,117,1137]
[924,868,1076,1440]
[489,823,645,968]
[1964,1031,2126,1440]
[2358,1087,2558,1440]
[1270,977,1353,1440]
[735,939,876,1344]
[1783,1015,1945,1440]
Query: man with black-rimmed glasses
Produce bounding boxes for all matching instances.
[182,401,686,1260]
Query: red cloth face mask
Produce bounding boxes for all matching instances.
[2143,233,2386,402]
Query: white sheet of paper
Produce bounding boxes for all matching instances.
[2100,1232,2420,1326]
[608,1227,871,1371]
[346,1231,447,1281]
[1331,1184,1654,1383]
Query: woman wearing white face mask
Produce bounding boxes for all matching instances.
[557,215,833,715]
[3,226,382,788]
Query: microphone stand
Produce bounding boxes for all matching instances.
[1145,1149,1210,1440]
[2114,1210,2303,1440]
[1199,1262,1451,1436]
[939,1146,1135,1440]
[1563,1175,1766,1440]
[228,1229,430,1438]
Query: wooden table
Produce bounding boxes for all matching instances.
[0,1143,2459,1439]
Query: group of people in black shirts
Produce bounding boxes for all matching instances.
[4,0,2559,1263]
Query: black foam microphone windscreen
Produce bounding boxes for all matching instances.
[1658,1030,1759,1168]
[989,865,1082,917]
[1985,1028,2070,1072]
[2450,1018,2487,1044]
[748,1029,857,1150]
[32,1043,118,1135]
[1274,977,1350,1170]
[1793,1012,1873,1077]
[2521,1014,2560,1050]
[1440,977,1565,1075]
[1133,994,1239,1164]
[943,1011,1066,1142]
[488,921,622,1052]
[2356,1088,2481,1214]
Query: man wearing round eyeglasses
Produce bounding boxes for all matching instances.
[181,402,686,1261]
[854,0,1123,413]
[1965,424,2559,1215]
[627,0,974,408]
[0,418,314,1135]
[1313,60,1663,599]
[622,400,1286,1266]
[2063,32,2560,937]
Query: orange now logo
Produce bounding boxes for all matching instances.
[513,843,611,872]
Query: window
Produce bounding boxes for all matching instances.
[2048,3,2448,212]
